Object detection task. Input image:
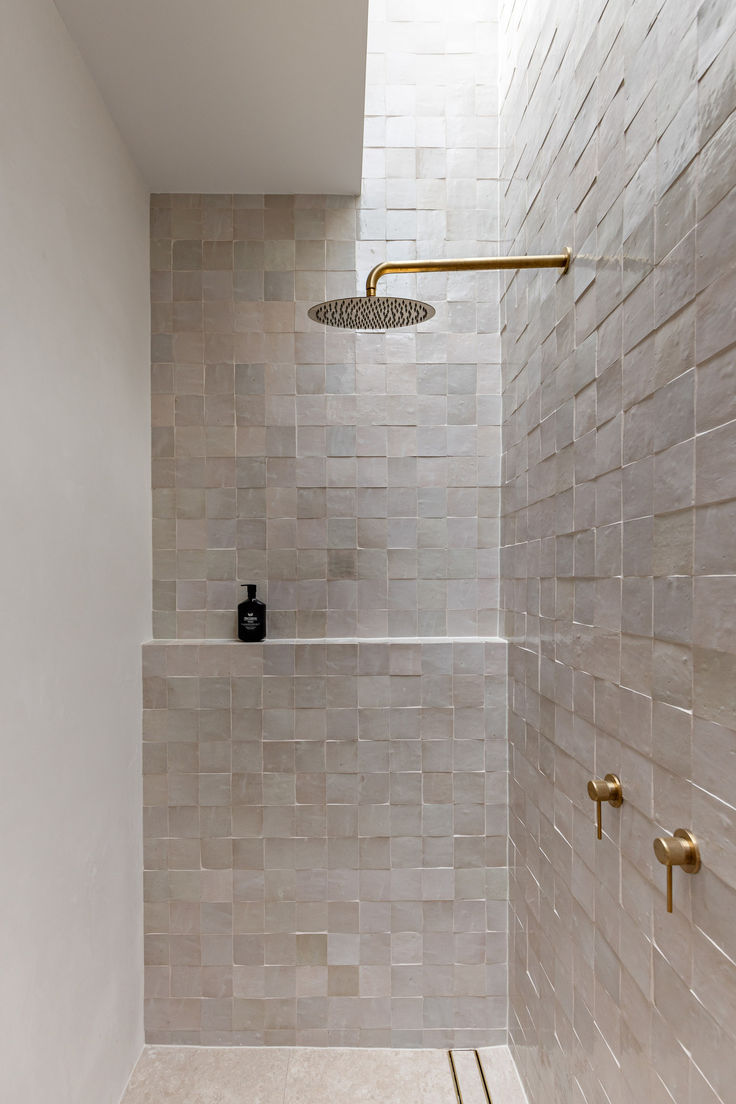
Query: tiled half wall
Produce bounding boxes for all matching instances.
[142,638,507,1046]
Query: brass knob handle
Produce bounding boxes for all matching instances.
[587,773,623,839]
[653,829,700,912]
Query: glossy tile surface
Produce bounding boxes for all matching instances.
[499,0,736,1102]
[145,0,507,1050]
[149,0,502,642]
[142,638,507,1047]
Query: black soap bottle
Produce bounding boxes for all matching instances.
[237,584,266,642]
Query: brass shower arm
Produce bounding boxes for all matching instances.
[364,247,571,296]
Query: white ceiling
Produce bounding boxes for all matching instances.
[54,0,369,194]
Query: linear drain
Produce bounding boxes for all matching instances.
[448,1050,492,1104]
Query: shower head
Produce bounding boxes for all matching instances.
[308,249,571,330]
[307,295,435,330]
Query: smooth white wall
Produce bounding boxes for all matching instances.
[0,1,150,1100]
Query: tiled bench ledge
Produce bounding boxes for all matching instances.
[143,637,507,679]
[145,636,507,645]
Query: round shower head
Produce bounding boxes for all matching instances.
[307,295,435,330]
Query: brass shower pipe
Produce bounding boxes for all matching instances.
[364,247,572,296]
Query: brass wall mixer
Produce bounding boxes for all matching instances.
[653,830,701,913]
[587,774,623,839]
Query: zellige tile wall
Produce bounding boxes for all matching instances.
[142,638,507,1046]
[144,0,509,1047]
[150,0,501,641]
[498,0,736,1101]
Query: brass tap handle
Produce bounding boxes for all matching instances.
[653,829,701,913]
[587,774,623,839]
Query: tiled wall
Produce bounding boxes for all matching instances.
[142,638,507,1046]
[149,0,501,640]
[498,0,736,1101]
[145,0,508,1045]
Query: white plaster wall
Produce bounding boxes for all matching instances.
[0,1,150,1100]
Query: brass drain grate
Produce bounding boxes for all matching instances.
[448,1049,493,1104]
